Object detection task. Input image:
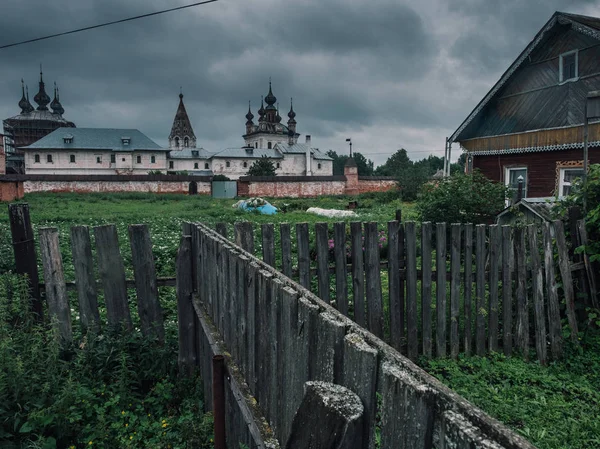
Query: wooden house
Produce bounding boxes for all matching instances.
[450,12,600,200]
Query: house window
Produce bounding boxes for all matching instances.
[505,167,528,203]
[111,154,116,164]
[63,134,73,144]
[226,161,230,168]
[243,161,248,168]
[47,154,53,163]
[559,167,585,197]
[268,142,272,149]
[136,155,142,164]
[317,163,322,169]
[151,155,156,164]
[121,137,130,145]
[205,162,209,169]
[169,161,174,169]
[70,154,76,163]
[96,155,102,164]
[34,154,40,163]
[276,163,280,169]
[559,50,578,83]
[194,163,199,169]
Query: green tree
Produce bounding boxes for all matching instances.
[247,156,276,177]
[326,150,349,175]
[416,170,508,224]
[375,148,412,176]
[352,152,374,176]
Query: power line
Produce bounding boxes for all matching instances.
[0,0,219,50]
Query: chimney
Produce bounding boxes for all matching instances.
[305,135,311,145]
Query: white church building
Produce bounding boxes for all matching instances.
[20,83,333,178]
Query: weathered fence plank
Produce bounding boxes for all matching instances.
[128,224,165,342]
[450,224,461,359]
[235,222,254,254]
[527,225,547,366]
[398,216,406,350]
[577,220,599,309]
[502,225,513,357]
[463,224,473,356]
[514,227,529,358]
[421,222,433,358]
[216,222,228,239]
[8,203,42,318]
[488,225,500,353]
[365,222,384,338]
[280,223,293,278]
[94,224,132,332]
[176,235,197,375]
[70,225,100,331]
[285,382,364,449]
[334,222,348,316]
[542,223,562,359]
[296,223,311,290]
[475,225,487,357]
[315,223,330,303]
[436,223,447,357]
[388,220,402,351]
[262,223,276,268]
[280,286,300,445]
[342,333,378,449]
[405,222,418,360]
[380,361,434,449]
[351,222,366,327]
[39,227,72,343]
[315,311,346,383]
[554,220,579,342]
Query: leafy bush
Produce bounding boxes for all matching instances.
[0,274,213,449]
[147,170,163,175]
[212,174,230,181]
[247,156,276,177]
[416,170,508,224]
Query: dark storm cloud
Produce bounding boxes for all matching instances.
[1,0,599,165]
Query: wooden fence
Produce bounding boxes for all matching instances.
[212,217,598,365]
[188,222,537,449]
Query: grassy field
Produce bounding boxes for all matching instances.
[1,192,599,449]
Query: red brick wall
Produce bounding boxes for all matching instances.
[356,179,397,193]
[23,180,212,195]
[473,148,600,197]
[0,181,24,202]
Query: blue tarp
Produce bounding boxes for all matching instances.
[237,200,278,215]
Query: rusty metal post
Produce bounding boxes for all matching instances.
[212,355,226,449]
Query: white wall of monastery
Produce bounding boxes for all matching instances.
[25,150,168,175]
[168,158,211,172]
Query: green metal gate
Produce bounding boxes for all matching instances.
[212,181,237,199]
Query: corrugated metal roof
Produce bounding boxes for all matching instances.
[168,148,213,159]
[496,197,557,224]
[212,147,284,159]
[274,142,333,160]
[23,128,164,152]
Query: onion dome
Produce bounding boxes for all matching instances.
[50,83,65,115]
[275,103,282,123]
[258,96,265,122]
[33,67,51,111]
[245,101,254,125]
[287,97,296,121]
[18,79,31,113]
[264,80,277,109]
[24,85,35,113]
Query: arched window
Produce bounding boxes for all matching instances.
[226,161,231,168]
[205,162,209,169]
[174,137,180,148]
[268,142,272,149]
[276,162,280,169]
[318,163,322,169]
[184,137,189,147]
[255,142,258,148]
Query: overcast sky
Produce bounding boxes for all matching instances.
[1,0,598,167]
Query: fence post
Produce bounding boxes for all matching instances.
[463,224,474,356]
[315,223,330,303]
[262,223,276,268]
[38,227,72,343]
[350,222,365,327]
[177,234,197,375]
[436,223,447,357]
[421,222,433,358]
[542,223,563,359]
[527,225,547,366]
[280,223,293,278]
[129,224,165,343]
[488,225,500,353]
[501,226,513,356]
[8,203,42,319]
[387,220,401,351]
[296,223,311,289]
[514,227,529,359]
[70,226,101,332]
[475,225,487,356]
[450,224,462,359]
[405,222,418,360]
[554,220,579,343]
[94,225,132,332]
[365,222,384,338]
[334,222,348,316]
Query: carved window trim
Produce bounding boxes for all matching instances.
[555,160,583,197]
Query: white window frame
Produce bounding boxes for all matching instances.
[558,167,585,198]
[505,166,528,204]
[559,50,579,84]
